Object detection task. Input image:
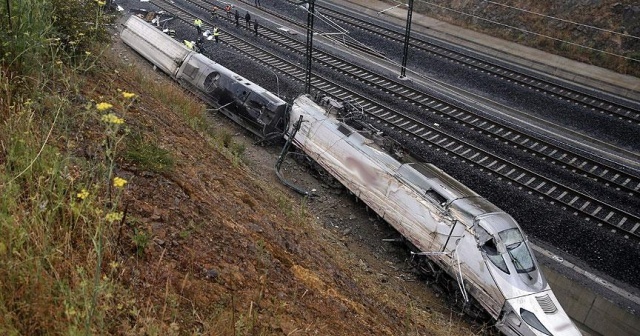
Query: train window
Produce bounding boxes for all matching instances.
[203,71,220,93]
[182,62,199,79]
[337,123,352,136]
[425,189,447,207]
[477,225,510,274]
[499,228,535,273]
[246,100,263,109]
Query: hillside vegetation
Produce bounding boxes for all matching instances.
[403,0,640,77]
[0,1,481,335]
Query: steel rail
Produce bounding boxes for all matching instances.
[313,2,640,125]
[187,0,640,200]
[146,0,640,240]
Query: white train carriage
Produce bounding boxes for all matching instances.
[120,15,288,138]
[120,14,191,77]
[286,94,581,336]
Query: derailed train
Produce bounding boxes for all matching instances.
[121,15,288,138]
[121,15,581,336]
[287,96,581,336]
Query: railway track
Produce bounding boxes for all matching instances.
[313,1,640,126]
[172,0,640,197]
[145,0,640,241]
[177,0,640,200]
[231,0,640,125]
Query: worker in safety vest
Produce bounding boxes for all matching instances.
[194,18,203,35]
[184,40,195,50]
[213,27,220,43]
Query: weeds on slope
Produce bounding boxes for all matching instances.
[0,1,170,333]
[0,0,258,333]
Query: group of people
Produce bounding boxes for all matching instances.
[185,3,263,52]
[237,11,259,36]
[188,18,218,52]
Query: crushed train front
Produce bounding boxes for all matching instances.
[474,214,581,335]
[498,291,581,336]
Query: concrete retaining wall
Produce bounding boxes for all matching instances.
[541,265,640,336]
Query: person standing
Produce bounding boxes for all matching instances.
[195,37,204,52]
[210,6,218,20]
[194,18,203,35]
[254,20,259,37]
[234,10,240,27]
[225,5,232,19]
[254,0,261,7]
[245,12,251,28]
[213,27,220,43]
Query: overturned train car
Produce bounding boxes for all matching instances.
[287,95,581,336]
[120,15,287,138]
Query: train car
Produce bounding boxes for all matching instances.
[285,94,581,336]
[120,15,288,138]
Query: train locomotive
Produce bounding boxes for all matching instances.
[285,95,581,336]
[121,15,288,139]
[120,14,581,336]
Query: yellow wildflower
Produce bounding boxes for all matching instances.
[113,176,127,188]
[109,261,119,269]
[85,51,91,56]
[100,113,125,124]
[97,0,106,6]
[96,102,113,111]
[105,212,123,223]
[122,91,136,99]
[76,189,89,200]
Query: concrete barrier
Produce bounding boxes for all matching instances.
[541,264,640,336]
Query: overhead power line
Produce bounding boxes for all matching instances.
[415,0,640,62]
[483,0,640,41]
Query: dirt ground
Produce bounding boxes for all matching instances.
[99,20,490,335]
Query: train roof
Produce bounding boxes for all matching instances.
[397,162,504,227]
[183,53,287,107]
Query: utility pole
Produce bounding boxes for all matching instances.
[295,1,315,94]
[400,0,414,78]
